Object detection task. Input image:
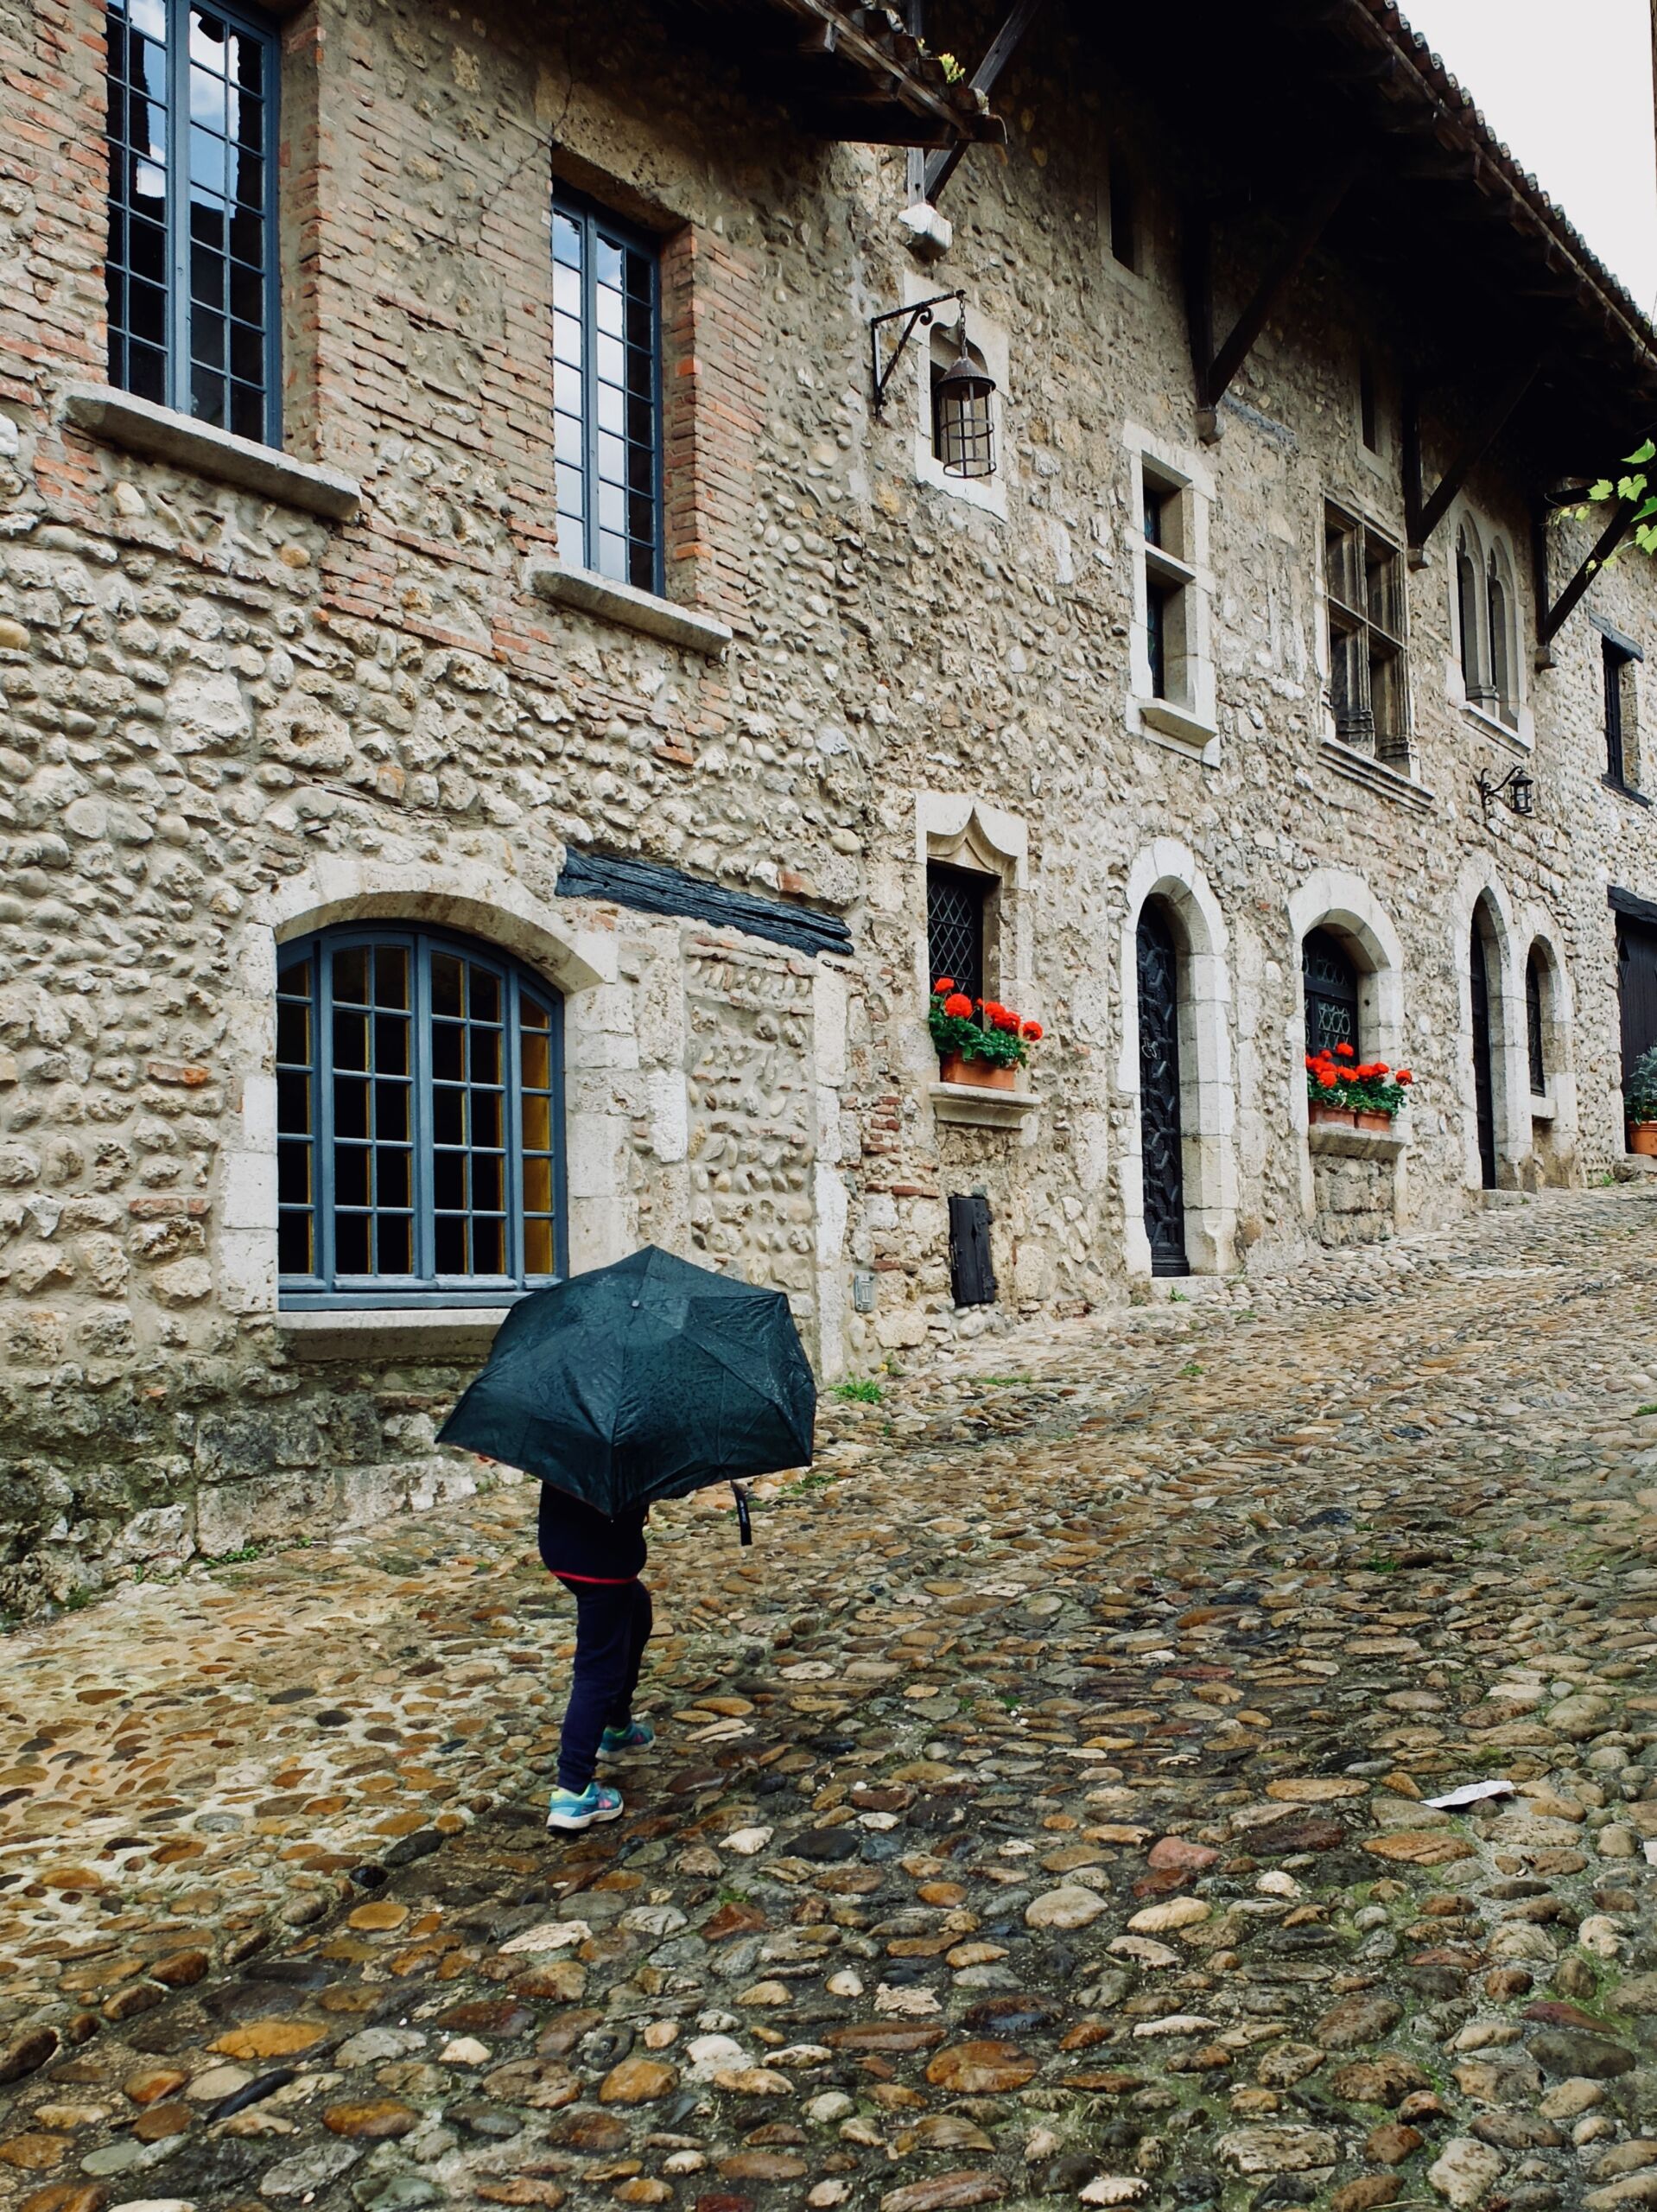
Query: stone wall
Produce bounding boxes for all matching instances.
[3,0,1657,1606]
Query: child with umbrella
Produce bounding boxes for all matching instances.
[439,1246,816,1834]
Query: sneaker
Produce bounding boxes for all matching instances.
[546,1782,625,1832]
[600,1719,656,1756]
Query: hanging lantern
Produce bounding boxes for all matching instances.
[932,323,997,480]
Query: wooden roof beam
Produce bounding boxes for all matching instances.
[921,0,1046,199]
[1404,356,1545,560]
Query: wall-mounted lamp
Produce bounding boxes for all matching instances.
[869,289,997,479]
[1476,763,1535,819]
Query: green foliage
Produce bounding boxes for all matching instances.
[1584,441,1657,559]
[834,1378,884,1404]
[1624,1042,1657,1120]
[205,1542,264,1566]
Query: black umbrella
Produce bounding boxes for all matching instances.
[436,1246,816,1527]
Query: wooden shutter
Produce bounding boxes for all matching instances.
[949,1193,996,1307]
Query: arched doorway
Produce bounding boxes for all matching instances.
[1136,899,1188,1276]
[1470,913,1498,1189]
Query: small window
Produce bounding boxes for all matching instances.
[1605,632,1635,786]
[1456,527,1489,709]
[1358,353,1380,454]
[1486,551,1518,728]
[1107,149,1138,271]
[277,928,565,1306]
[1525,950,1546,1096]
[1304,928,1360,1057]
[1325,504,1408,765]
[105,0,281,443]
[927,863,989,1009]
[552,191,663,593]
[1142,463,1195,707]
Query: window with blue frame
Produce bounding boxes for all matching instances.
[276,929,565,1307]
[105,0,281,444]
[552,191,663,593]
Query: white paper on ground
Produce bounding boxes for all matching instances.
[1423,1779,1516,1810]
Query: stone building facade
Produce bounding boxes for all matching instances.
[3,0,1657,1610]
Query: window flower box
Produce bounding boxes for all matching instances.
[926,979,1042,1087]
[1305,1041,1413,1128]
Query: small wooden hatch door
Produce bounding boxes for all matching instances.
[949,1192,996,1306]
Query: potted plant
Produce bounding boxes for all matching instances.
[1305,1041,1413,1130]
[1625,1044,1657,1155]
[929,978,1042,1091]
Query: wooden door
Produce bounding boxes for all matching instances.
[1137,903,1190,1276]
[1618,918,1657,1094]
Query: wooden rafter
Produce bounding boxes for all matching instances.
[921,0,1048,200]
[1185,158,1362,442]
[762,0,998,145]
[1403,357,1543,557]
[1535,497,1638,658]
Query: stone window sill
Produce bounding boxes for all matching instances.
[1530,1096,1557,1122]
[1320,735,1435,813]
[1134,696,1219,764]
[1306,1122,1406,1164]
[930,1081,1043,1129]
[61,385,360,521]
[277,1307,511,1362]
[1460,701,1530,753]
[1603,775,1652,810]
[527,560,733,658]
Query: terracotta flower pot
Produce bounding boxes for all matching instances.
[1629,1121,1657,1157]
[1355,1109,1394,1133]
[1308,1101,1356,1128]
[939,1052,1018,1092]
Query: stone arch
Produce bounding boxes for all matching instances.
[1452,861,1524,1189]
[1286,868,1405,1087]
[218,854,619,1319]
[1115,840,1236,1276]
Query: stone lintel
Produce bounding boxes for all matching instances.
[277,1306,511,1361]
[61,385,361,520]
[1306,1123,1406,1163]
[930,1082,1042,1129]
[528,560,733,658]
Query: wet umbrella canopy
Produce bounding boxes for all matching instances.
[437,1245,816,1515]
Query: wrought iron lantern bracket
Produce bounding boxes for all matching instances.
[869,289,966,414]
[1476,762,1536,820]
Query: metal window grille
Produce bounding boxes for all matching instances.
[927,866,987,1007]
[552,191,663,594]
[105,0,281,442]
[1605,635,1629,785]
[1526,952,1546,1096]
[1325,503,1408,765]
[277,929,566,1308]
[1303,928,1359,1057]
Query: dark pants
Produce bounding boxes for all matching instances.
[556,1576,653,1792]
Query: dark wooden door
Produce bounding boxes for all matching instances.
[948,1193,995,1307]
[1137,903,1189,1276]
[1618,918,1657,1095]
[1470,923,1497,1190]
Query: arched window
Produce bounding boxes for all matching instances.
[1304,928,1360,1056]
[277,927,565,1305]
[1525,948,1547,1096]
[1456,525,1492,709]
[1487,550,1518,728]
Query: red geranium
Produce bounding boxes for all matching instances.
[1397,1068,1413,1084]
[932,977,955,995]
[1022,1021,1043,1040]
[1335,1041,1355,1059]
[943,993,974,1019]
[1316,1065,1338,1089]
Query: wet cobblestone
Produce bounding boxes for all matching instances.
[6,1189,1657,2211]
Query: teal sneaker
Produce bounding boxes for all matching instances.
[600,1719,656,1756]
[546,1782,624,1833]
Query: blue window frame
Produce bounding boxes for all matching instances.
[105,0,281,444]
[552,190,663,593]
[277,929,566,1308]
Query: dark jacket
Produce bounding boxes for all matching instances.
[537,1483,648,1582]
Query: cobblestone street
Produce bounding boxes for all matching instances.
[7,1189,1657,2212]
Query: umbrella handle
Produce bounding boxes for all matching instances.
[732,1482,752,1547]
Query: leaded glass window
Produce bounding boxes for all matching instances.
[927,864,988,1008]
[1304,928,1359,1057]
[552,191,663,593]
[1526,950,1546,1096]
[1326,504,1409,765]
[277,930,564,1306]
[105,0,280,442]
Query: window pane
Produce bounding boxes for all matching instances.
[278,1208,313,1274]
[336,1212,371,1274]
[524,1217,554,1274]
[1365,533,1401,637]
[473,1217,505,1274]
[334,1076,368,1139]
[378,1214,411,1274]
[435,1215,466,1274]
[375,1084,409,1141]
[277,1141,310,1204]
[334,945,369,1003]
[378,1149,411,1208]
[522,1091,551,1152]
[524,1155,552,1212]
[471,968,500,1024]
[431,953,463,1018]
[375,1013,409,1076]
[1324,511,1359,607]
[335,1145,370,1208]
[276,998,309,1065]
[473,1154,503,1213]
[433,1086,465,1146]
[473,1089,502,1148]
[434,1152,466,1211]
[276,1069,309,1135]
[333,1009,368,1071]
